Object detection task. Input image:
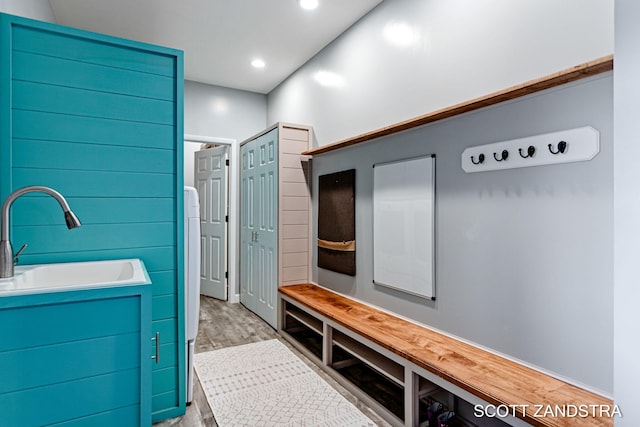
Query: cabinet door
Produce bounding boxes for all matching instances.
[0,286,151,426]
[240,128,279,328]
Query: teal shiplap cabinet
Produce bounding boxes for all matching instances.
[0,284,152,426]
[0,14,185,422]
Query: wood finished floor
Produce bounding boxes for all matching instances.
[154,295,390,427]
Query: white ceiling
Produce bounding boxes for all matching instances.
[49,0,383,94]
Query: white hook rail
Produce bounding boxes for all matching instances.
[461,126,600,173]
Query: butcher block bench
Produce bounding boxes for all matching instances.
[278,283,614,427]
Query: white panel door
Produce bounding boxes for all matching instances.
[240,138,258,313]
[240,129,279,328]
[195,146,228,300]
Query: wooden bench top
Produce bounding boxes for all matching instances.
[279,283,614,427]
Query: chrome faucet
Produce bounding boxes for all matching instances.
[1,186,81,279]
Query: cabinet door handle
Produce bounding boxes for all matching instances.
[254,232,259,242]
[151,332,160,364]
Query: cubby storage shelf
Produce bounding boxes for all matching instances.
[332,329,404,385]
[332,351,405,421]
[282,314,323,361]
[279,290,472,427]
[279,283,614,427]
[285,302,323,334]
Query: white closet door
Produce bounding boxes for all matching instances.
[240,128,279,328]
[240,137,258,314]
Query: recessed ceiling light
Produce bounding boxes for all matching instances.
[298,0,319,11]
[251,59,266,69]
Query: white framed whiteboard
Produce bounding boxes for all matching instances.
[373,155,435,299]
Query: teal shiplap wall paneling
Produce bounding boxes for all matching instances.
[0,13,185,422]
[0,284,152,426]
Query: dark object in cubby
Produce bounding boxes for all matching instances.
[318,169,356,276]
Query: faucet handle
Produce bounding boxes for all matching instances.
[14,243,27,265]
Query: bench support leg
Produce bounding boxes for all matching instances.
[323,323,333,367]
[405,369,418,427]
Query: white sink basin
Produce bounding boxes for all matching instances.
[0,259,150,296]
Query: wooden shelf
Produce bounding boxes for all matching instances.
[302,55,613,157]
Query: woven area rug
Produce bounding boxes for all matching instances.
[194,339,375,426]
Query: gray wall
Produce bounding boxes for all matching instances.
[0,0,55,22]
[184,80,266,142]
[614,0,640,424]
[311,74,613,394]
[268,0,613,147]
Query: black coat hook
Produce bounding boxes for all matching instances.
[493,150,509,162]
[518,145,536,159]
[548,140,567,155]
[471,153,485,165]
